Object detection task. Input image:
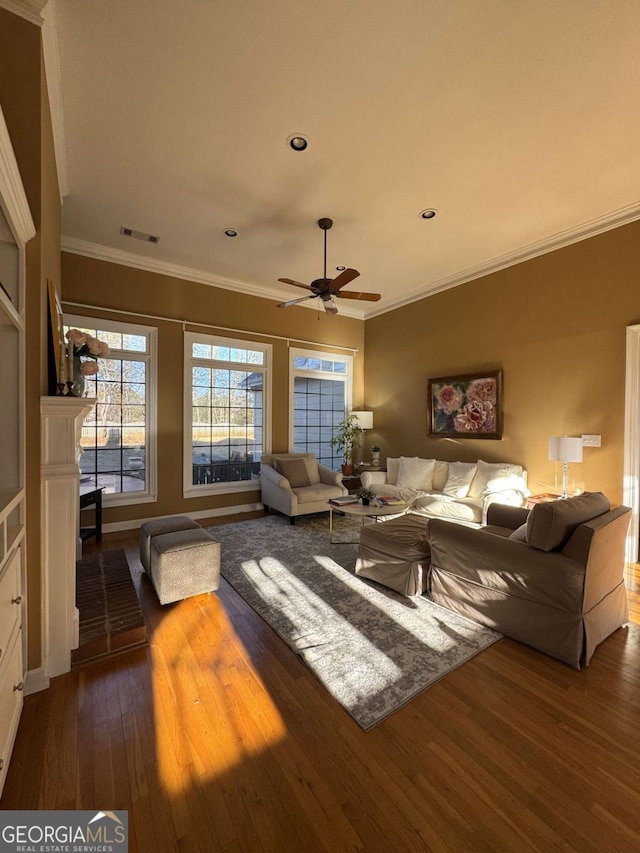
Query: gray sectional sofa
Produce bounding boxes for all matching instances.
[356,491,631,668]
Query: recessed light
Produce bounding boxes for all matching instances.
[336,265,346,271]
[287,134,309,151]
[222,228,238,237]
[420,209,438,219]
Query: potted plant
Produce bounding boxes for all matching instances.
[355,485,376,506]
[371,444,381,466]
[330,413,363,476]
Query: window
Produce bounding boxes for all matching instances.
[185,332,271,495]
[289,348,353,470]
[64,315,157,506]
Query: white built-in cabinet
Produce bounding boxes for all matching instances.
[0,104,36,796]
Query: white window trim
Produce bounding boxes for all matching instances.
[183,330,272,498]
[65,313,158,507]
[288,347,353,455]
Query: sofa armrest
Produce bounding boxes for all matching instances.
[485,503,530,530]
[361,471,387,488]
[482,490,529,524]
[319,464,345,489]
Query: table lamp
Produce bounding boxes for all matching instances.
[548,436,583,499]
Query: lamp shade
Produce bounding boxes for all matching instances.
[351,411,373,430]
[548,436,583,463]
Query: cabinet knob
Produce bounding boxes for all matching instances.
[11,596,22,605]
[13,681,23,692]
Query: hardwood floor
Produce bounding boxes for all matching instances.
[3,515,640,852]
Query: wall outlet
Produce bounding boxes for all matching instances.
[582,434,601,447]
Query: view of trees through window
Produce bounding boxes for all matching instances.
[189,337,269,487]
[65,320,153,496]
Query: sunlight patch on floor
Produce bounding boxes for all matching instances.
[150,594,287,794]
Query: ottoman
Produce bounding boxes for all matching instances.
[150,528,220,605]
[139,515,201,573]
[355,515,431,597]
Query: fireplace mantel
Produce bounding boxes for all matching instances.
[40,396,96,679]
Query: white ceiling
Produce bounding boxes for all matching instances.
[49,0,640,319]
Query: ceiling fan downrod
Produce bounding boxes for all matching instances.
[318,218,332,280]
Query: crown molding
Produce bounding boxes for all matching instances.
[60,236,366,320]
[0,0,47,26]
[364,200,640,319]
[0,105,36,245]
[42,0,68,199]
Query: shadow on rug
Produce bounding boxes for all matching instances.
[210,513,502,730]
[73,549,147,666]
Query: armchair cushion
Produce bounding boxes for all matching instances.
[275,457,312,488]
[526,492,610,552]
[273,454,320,484]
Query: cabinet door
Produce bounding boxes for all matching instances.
[0,548,21,665]
[0,631,23,795]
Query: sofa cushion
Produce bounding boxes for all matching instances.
[274,455,320,485]
[397,456,436,490]
[432,460,449,491]
[468,459,525,498]
[443,461,477,497]
[386,457,400,485]
[526,492,610,552]
[508,523,528,543]
[412,494,483,524]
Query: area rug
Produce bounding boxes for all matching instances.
[210,514,502,730]
[72,549,147,666]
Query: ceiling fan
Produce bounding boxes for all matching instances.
[277,218,381,315]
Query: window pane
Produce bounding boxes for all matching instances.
[189,335,267,486]
[68,320,152,497]
[293,374,345,470]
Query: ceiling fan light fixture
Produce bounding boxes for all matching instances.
[287,134,309,151]
[222,227,238,237]
[420,208,438,220]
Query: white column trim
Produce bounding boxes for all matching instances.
[40,396,95,680]
[623,324,640,564]
[0,105,36,246]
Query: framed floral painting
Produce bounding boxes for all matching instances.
[427,370,503,440]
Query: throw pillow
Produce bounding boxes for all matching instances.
[386,457,400,485]
[468,459,525,498]
[442,462,477,498]
[275,457,311,489]
[526,491,610,552]
[508,523,528,543]
[397,456,436,490]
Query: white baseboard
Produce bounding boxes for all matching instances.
[24,667,50,695]
[102,502,264,534]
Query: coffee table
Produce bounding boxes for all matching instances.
[328,500,409,544]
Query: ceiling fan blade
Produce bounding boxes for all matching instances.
[335,290,381,302]
[278,278,312,291]
[278,295,316,308]
[329,268,360,292]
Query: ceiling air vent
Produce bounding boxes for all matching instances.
[120,226,160,244]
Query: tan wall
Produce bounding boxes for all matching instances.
[0,10,52,670]
[61,253,365,524]
[364,219,640,505]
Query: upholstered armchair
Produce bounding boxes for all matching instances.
[428,492,631,668]
[260,453,347,524]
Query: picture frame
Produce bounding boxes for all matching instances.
[427,370,503,440]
